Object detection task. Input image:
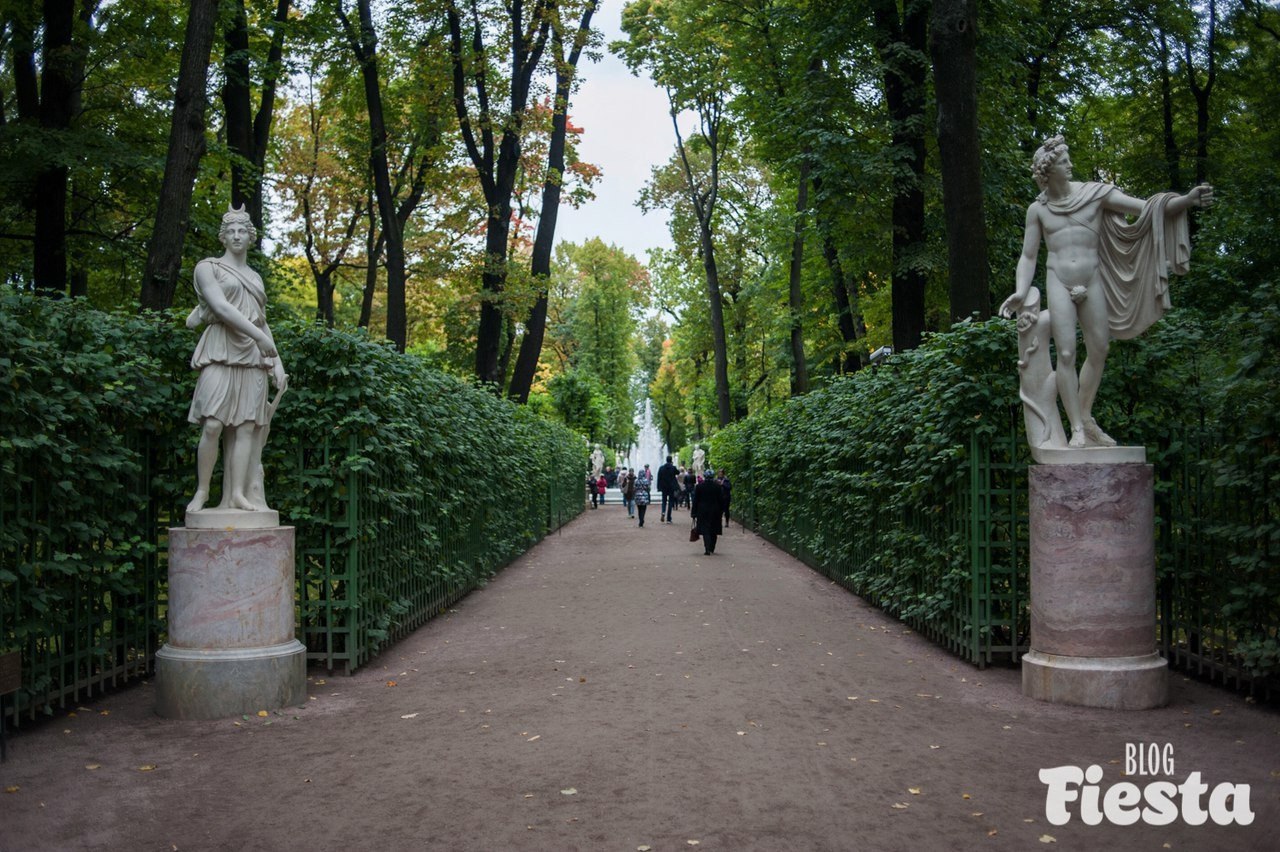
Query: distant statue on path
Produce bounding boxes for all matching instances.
[590,444,605,480]
[999,135,1213,454]
[186,205,288,513]
[692,446,706,474]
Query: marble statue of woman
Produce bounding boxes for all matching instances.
[186,206,287,514]
[999,135,1212,458]
[692,446,705,475]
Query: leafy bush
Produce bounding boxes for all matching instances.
[713,314,1279,688]
[1,287,585,713]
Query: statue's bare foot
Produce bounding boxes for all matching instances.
[229,492,256,511]
[186,490,208,513]
[1083,419,1117,447]
[1069,427,1087,449]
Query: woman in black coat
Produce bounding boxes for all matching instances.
[691,468,725,555]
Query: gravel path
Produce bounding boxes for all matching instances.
[1,504,1276,851]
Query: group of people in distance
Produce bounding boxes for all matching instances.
[588,455,733,555]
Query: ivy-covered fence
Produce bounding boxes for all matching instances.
[0,290,585,722]
[713,319,1279,698]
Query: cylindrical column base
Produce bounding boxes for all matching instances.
[1022,650,1168,710]
[155,641,306,720]
[156,525,306,720]
[1023,462,1168,709]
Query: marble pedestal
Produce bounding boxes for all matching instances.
[155,522,305,719]
[1021,462,1168,710]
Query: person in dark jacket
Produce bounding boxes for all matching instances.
[691,467,725,555]
[657,455,680,523]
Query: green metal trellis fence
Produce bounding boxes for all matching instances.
[1,432,583,724]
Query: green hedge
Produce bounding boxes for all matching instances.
[712,316,1279,691]
[0,287,585,717]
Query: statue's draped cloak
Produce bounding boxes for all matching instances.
[1042,182,1191,340]
[188,260,271,426]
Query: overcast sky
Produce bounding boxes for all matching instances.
[551,4,675,262]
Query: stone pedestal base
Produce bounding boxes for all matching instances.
[1022,462,1168,710]
[1021,650,1168,710]
[156,525,305,720]
[155,641,306,720]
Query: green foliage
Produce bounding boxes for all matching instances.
[0,287,585,712]
[713,313,1280,685]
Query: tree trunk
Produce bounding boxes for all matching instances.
[508,1,598,404]
[339,0,406,351]
[32,0,76,296]
[448,0,552,387]
[699,223,732,427]
[140,0,220,311]
[1185,0,1216,186]
[872,0,930,352]
[929,0,989,324]
[223,0,289,232]
[1157,31,1181,192]
[787,159,810,395]
[222,0,252,215]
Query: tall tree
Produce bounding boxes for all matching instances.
[870,0,930,352]
[337,0,407,351]
[141,0,221,311]
[447,0,554,386]
[618,0,734,427]
[222,0,290,232]
[508,0,599,404]
[930,0,989,322]
[13,0,96,295]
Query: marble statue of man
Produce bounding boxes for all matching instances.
[999,135,1212,453]
[186,206,288,513]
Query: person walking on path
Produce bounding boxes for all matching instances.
[691,467,725,555]
[657,455,680,523]
[620,468,636,518]
[588,475,598,509]
[634,464,653,527]
[596,474,607,506]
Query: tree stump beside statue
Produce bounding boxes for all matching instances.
[155,205,306,720]
[1000,136,1213,710]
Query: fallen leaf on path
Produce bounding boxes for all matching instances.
[962,793,971,799]
[908,787,921,795]
[137,765,156,772]
[524,794,534,799]
[400,713,419,719]
[638,846,652,851]
[257,710,268,717]
[988,829,998,837]
[99,710,109,716]
[560,788,577,796]
[687,842,700,847]
[930,745,941,750]
[891,802,909,810]
[527,735,541,742]
[386,681,398,687]
[84,764,100,770]
[1039,835,1057,843]
[4,786,18,793]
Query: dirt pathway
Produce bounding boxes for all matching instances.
[1,504,1276,851]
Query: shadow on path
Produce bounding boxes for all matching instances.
[1,504,1276,850]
